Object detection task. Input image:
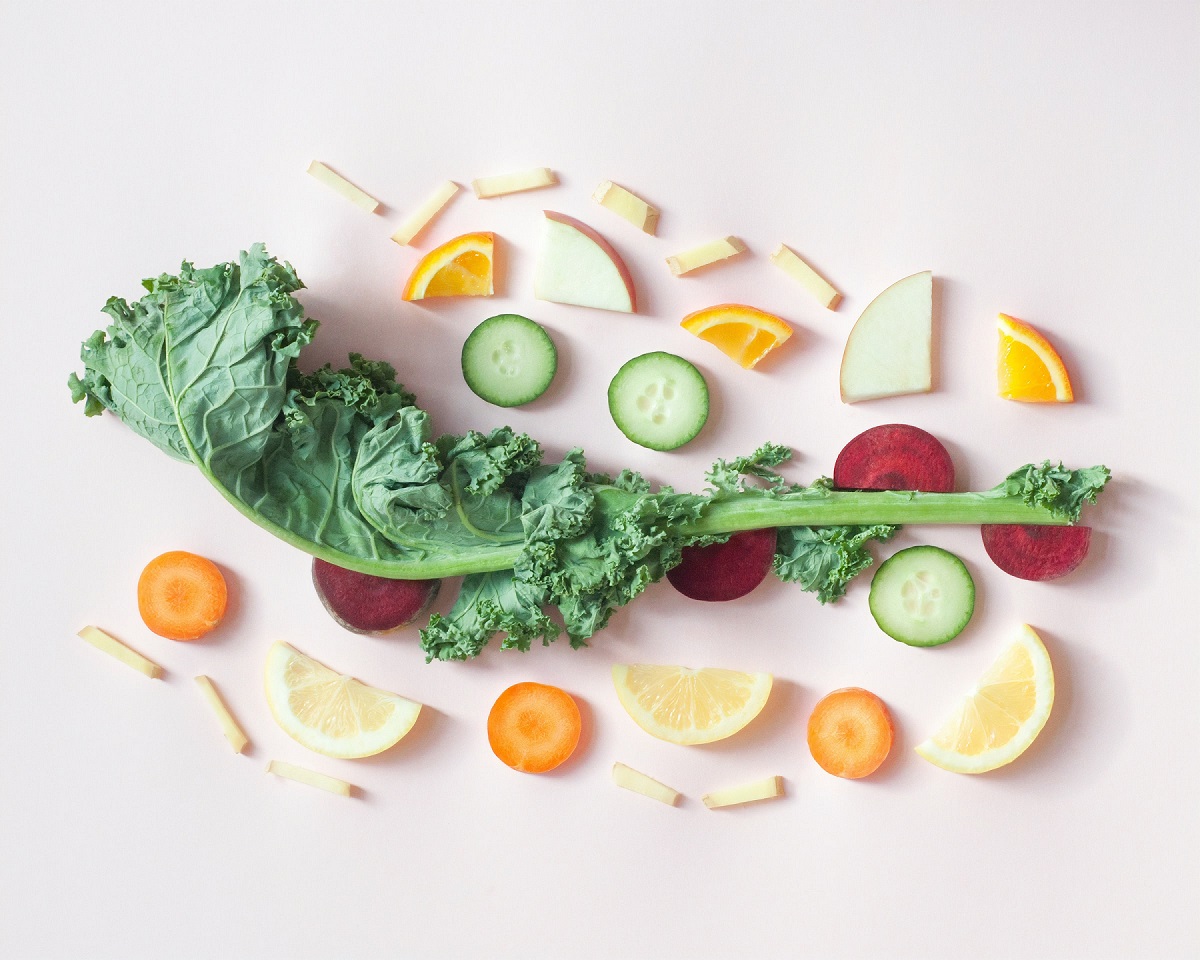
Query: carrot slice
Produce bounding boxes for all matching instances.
[137,551,228,641]
[807,687,894,779]
[487,682,581,773]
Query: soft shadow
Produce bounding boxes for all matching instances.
[543,693,593,778]
[353,705,455,765]
[196,562,244,646]
[694,678,803,755]
[930,273,946,394]
[620,235,656,317]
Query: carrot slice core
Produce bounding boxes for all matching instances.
[487,682,581,773]
[807,687,894,779]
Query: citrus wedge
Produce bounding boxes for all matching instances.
[402,231,494,300]
[915,624,1055,773]
[611,663,772,745]
[263,641,421,759]
[680,303,793,369]
[997,313,1073,402]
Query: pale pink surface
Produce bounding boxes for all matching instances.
[2,3,1198,959]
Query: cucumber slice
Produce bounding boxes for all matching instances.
[461,314,557,407]
[869,545,975,647]
[608,352,709,451]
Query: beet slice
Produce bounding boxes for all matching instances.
[667,528,778,602]
[312,559,440,635]
[981,524,1092,581]
[833,424,955,492]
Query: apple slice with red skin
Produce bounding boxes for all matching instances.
[312,559,440,635]
[667,528,778,602]
[981,524,1092,581]
[534,210,636,313]
[833,424,955,492]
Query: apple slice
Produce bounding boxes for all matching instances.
[839,271,933,403]
[534,211,636,313]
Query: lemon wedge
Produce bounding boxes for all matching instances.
[915,624,1055,773]
[611,664,772,745]
[263,642,420,759]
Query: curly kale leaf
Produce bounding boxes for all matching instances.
[420,571,559,662]
[774,523,899,603]
[1000,461,1112,522]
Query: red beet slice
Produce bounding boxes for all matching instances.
[667,528,778,602]
[981,525,1092,581]
[312,559,440,635]
[833,424,955,492]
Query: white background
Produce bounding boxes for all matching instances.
[2,2,1197,958]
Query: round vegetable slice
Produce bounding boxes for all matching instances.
[667,529,778,601]
[869,545,975,646]
[980,524,1091,581]
[488,682,582,773]
[608,351,709,451]
[312,559,440,635]
[833,423,955,492]
[807,687,894,779]
[137,550,228,641]
[461,313,558,407]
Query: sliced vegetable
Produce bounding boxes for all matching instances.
[137,551,227,641]
[193,675,249,753]
[702,775,784,809]
[680,303,793,370]
[667,528,777,602]
[840,271,933,403]
[305,161,380,213]
[807,688,893,779]
[981,524,1091,581]
[402,232,494,300]
[312,559,439,635]
[997,313,1074,403]
[869,545,974,646]
[769,243,842,309]
[666,236,746,276]
[592,180,659,234]
[534,210,636,313]
[611,664,772,745]
[608,351,709,451]
[390,180,459,245]
[611,762,681,806]
[266,759,355,797]
[487,682,581,773]
[833,424,955,492]
[471,167,557,198]
[76,625,162,679]
[461,314,557,407]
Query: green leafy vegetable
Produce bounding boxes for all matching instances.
[69,246,1112,662]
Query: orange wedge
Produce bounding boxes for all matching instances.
[680,303,792,369]
[997,313,1073,402]
[402,232,494,301]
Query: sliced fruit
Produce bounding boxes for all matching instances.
[608,351,709,451]
[390,180,459,245]
[869,545,975,646]
[769,243,842,309]
[76,625,162,679]
[611,664,772,745]
[840,271,933,403]
[471,167,557,198]
[194,675,249,753]
[312,559,439,635]
[981,524,1092,581]
[833,423,955,492]
[611,762,681,806]
[534,210,636,312]
[807,687,894,779]
[702,775,784,809]
[680,303,793,370]
[306,160,380,213]
[667,528,778,602]
[266,760,355,797]
[487,682,581,773]
[137,550,228,641]
[461,313,557,407]
[915,624,1055,773]
[997,313,1074,402]
[263,641,421,759]
[593,180,659,234]
[666,236,746,276]
[402,232,494,301]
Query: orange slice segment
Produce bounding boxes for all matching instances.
[997,313,1073,402]
[680,303,793,369]
[402,232,495,301]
